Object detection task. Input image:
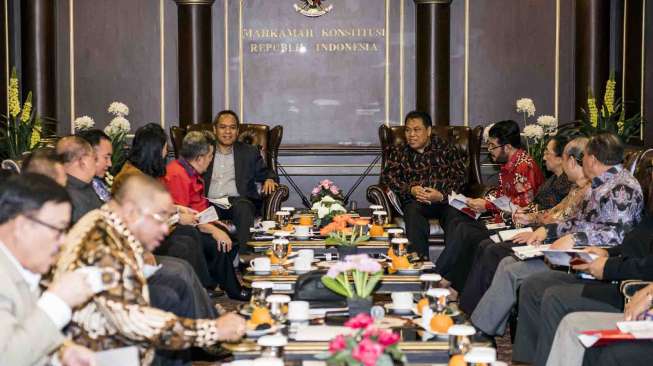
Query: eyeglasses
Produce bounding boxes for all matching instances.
[24,215,69,238]
[487,143,506,151]
[141,210,176,225]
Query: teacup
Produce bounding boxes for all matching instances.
[287,301,310,322]
[293,256,312,272]
[250,257,272,272]
[391,291,414,310]
[298,215,314,226]
[294,225,311,237]
[297,249,314,262]
[261,220,277,231]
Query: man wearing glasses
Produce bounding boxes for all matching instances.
[435,120,545,292]
[52,174,246,365]
[0,174,96,365]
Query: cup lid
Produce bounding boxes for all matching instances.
[372,210,388,215]
[257,335,288,347]
[275,211,290,216]
[419,274,442,282]
[271,238,289,245]
[426,288,450,297]
[447,324,476,336]
[266,294,291,303]
[272,231,291,237]
[280,207,295,211]
[387,228,404,234]
[251,281,274,289]
[253,357,284,366]
[390,238,409,244]
[369,205,384,210]
[463,347,496,363]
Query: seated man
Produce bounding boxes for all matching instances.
[52,174,246,365]
[205,110,278,255]
[459,136,588,314]
[21,147,68,186]
[471,133,643,342]
[547,283,653,366]
[437,120,545,289]
[163,130,250,300]
[0,174,95,366]
[76,129,113,202]
[57,136,101,222]
[382,110,467,258]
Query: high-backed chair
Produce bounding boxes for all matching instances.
[169,122,289,220]
[366,124,485,244]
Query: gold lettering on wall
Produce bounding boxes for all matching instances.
[242,27,384,55]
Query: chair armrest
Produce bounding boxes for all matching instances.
[366,184,397,222]
[263,184,289,220]
[621,280,653,303]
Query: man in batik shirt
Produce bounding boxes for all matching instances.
[471,133,643,349]
[52,174,245,365]
[436,120,545,290]
[382,110,467,257]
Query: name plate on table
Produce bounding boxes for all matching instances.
[272,283,293,291]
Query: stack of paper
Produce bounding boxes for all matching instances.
[512,244,550,260]
[448,191,481,219]
[498,227,533,242]
[541,249,598,267]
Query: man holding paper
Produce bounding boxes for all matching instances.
[382,110,467,257]
[470,133,643,362]
[163,130,251,300]
[205,110,279,255]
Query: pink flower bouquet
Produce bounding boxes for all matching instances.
[310,179,345,204]
[321,254,383,299]
[318,313,405,366]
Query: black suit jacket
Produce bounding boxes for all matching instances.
[203,141,277,201]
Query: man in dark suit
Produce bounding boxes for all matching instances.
[204,110,278,255]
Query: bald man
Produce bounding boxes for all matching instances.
[53,174,246,366]
[56,136,101,222]
[22,148,68,186]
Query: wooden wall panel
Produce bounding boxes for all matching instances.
[467,0,557,126]
[644,0,653,144]
[72,0,161,132]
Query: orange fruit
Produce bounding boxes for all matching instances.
[416,298,429,315]
[369,224,384,237]
[283,224,295,232]
[392,255,411,270]
[270,254,282,264]
[251,306,272,325]
[448,354,466,366]
[430,314,454,333]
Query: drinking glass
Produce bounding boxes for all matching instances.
[271,238,289,260]
[372,210,388,226]
[275,211,290,228]
[250,281,274,308]
[390,238,409,257]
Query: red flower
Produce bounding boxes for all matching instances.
[377,330,400,347]
[344,313,374,329]
[352,338,384,366]
[328,334,347,353]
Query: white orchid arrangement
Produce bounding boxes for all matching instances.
[311,195,347,220]
[73,115,96,132]
[515,98,558,170]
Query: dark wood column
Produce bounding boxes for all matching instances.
[175,0,214,128]
[21,0,56,136]
[575,0,611,120]
[414,0,450,126]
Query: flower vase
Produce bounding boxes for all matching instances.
[337,245,358,259]
[347,296,373,317]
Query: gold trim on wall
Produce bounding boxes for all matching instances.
[463,0,469,126]
[555,0,560,119]
[384,0,390,125]
[224,0,229,109]
[4,0,8,115]
[160,0,165,128]
[69,0,75,131]
[399,0,405,124]
[641,0,647,124]
[239,0,243,120]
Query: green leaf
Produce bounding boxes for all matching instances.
[362,271,383,297]
[321,276,349,297]
[376,354,394,366]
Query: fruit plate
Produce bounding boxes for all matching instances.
[412,317,449,338]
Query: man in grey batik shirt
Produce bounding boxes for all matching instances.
[204,110,278,255]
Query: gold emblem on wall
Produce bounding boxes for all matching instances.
[294,0,333,17]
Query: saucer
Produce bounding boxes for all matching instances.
[384,303,414,315]
[287,266,318,274]
[246,324,280,338]
[247,267,272,275]
[396,268,421,275]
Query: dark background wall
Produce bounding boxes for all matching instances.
[2,0,651,208]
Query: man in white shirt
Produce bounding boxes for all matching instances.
[0,173,96,366]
